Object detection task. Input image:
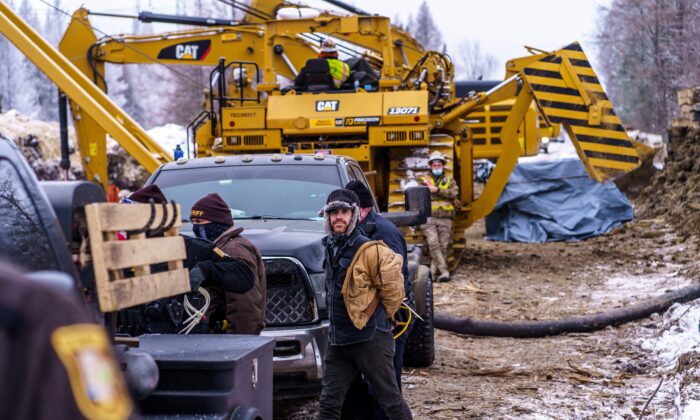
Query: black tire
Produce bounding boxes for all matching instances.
[403,265,435,368]
[230,406,263,420]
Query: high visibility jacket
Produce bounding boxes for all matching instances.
[421,174,459,218]
[327,59,350,88]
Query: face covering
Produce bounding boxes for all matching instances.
[432,168,443,177]
[192,222,230,241]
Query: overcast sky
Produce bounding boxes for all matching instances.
[32,0,611,79]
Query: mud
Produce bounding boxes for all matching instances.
[275,215,700,418]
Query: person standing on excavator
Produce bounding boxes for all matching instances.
[420,151,459,282]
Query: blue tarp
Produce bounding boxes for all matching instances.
[485,158,633,242]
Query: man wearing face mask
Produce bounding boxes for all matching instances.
[419,151,459,282]
[190,193,267,335]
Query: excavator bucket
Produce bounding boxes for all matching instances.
[516,42,641,182]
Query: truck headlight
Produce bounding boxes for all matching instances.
[541,137,550,144]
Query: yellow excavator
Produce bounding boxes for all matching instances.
[2,1,642,254]
[180,14,641,250]
[58,0,554,187]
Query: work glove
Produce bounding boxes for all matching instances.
[189,265,206,292]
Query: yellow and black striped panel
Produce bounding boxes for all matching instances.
[521,42,640,181]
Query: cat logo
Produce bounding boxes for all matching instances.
[388,107,420,115]
[176,45,199,59]
[316,100,340,112]
[157,40,211,61]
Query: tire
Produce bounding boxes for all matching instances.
[403,265,435,368]
[230,406,263,420]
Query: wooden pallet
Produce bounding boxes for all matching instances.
[85,202,190,312]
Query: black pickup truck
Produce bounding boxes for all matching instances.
[145,152,436,397]
[0,136,273,419]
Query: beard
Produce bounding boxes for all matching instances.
[332,220,348,233]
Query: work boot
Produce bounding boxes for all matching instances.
[437,272,450,282]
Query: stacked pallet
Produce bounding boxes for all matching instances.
[673,86,700,129]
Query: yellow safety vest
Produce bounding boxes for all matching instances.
[327,59,350,88]
[421,175,454,212]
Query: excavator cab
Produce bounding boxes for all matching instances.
[295,58,335,92]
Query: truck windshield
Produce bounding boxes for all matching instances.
[153,164,341,221]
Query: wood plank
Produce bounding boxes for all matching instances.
[85,203,114,310]
[98,268,190,312]
[86,203,182,231]
[103,236,186,270]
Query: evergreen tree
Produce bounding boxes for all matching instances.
[410,1,443,51]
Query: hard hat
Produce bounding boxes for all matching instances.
[428,151,447,164]
[319,38,338,56]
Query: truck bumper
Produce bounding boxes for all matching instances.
[261,320,329,385]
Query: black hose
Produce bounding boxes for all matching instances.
[434,282,700,338]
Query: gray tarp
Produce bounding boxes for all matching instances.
[485,158,633,242]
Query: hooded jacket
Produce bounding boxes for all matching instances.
[207,226,266,335]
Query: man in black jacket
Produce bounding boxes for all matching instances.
[319,189,412,420]
[343,181,415,419]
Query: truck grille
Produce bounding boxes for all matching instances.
[264,258,317,326]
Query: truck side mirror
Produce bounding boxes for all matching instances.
[379,186,431,227]
[404,186,431,223]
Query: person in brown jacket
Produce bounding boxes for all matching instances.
[319,189,412,420]
[190,193,267,335]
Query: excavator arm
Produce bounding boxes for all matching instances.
[0,1,169,190]
[435,42,642,227]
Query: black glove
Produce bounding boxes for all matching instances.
[189,265,206,292]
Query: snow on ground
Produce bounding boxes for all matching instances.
[146,123,192,158]
[640,302,700,416]
[519,131,578,164]
[641,303,700,369]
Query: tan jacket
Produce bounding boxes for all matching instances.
[340,240,405,330]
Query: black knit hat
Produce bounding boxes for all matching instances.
[128,184,167,204]
[344,181,374,208]
[324,189,360,213]
[191,193,233,225]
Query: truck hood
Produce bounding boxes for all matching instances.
[236,219,326,273]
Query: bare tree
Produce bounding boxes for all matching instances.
[452,40,499,80]
[596,0,700,133]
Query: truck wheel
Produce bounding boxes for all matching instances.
[403,265,435,368]
[230,406,262,420]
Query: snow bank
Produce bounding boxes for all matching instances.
[640,302,700,416]
[641,303,700,369]
[519,132,578,163]
[146,123,191,157]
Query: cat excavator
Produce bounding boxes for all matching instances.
[58,0,555,189]
[3,1,644,252]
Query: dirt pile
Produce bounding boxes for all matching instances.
[636,85,700,240]
[0,110,148,190]
[636,128,700,238]
[0,110,84,180]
